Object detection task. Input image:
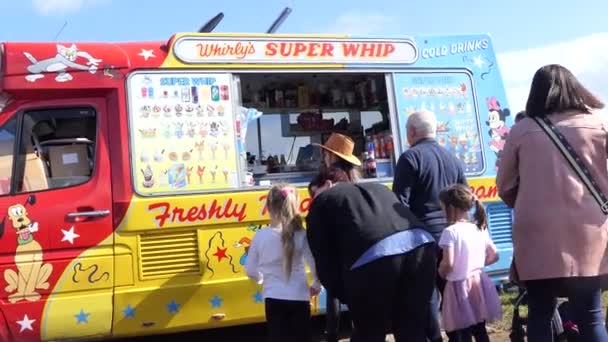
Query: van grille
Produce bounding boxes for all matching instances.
[486,203,513,246]
[139,230,201,279]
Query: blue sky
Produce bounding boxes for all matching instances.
[0,0,604,52]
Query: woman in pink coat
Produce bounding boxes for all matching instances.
[497,64,608,342]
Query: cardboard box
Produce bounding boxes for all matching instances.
[48,145,90,178]
[0,153,49,193]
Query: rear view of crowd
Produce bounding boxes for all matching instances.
[245,64,608,342]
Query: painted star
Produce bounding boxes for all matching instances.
[122,304,135,318]
[472,55,485,68]
[212,247,228,262]
[166,300,180,314]
[139,49,156,61]
[61,226,80,244]
[74,309,90,324]
[16,314,35,333]
[252,291,263,304]
[209,295,223,308]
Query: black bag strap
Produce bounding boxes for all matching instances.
[533,116,608,214]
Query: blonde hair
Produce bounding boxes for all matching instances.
[266,184,304,279]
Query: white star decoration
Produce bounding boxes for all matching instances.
[16,314,35,333]
[138,49,156,61]
[472,55,485,68]
[61,226,80,244]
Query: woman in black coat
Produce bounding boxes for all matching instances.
[307,167,438,342]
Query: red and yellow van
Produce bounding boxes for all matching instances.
[0,32,512,341]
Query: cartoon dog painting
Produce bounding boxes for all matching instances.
[23,44,102,83]
[2,198,53,303]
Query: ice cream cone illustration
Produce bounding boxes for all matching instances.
[199,122,209,139]
[197,165,205,184]
[210,165,218,183]
[223,141,231,159]
[153,149,165,163]
[195,140,205,161]
[159,169,168,187]
[211,140,219,160]
[222,166,229,183]
[186,166,193,184]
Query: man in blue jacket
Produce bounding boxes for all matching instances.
[393,110,468,342]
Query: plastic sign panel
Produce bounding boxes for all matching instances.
[173,37,418,65]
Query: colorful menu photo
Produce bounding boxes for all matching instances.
[129,72,239,194]
[394,72,486,175]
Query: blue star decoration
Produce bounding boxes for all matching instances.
[166,300,180,314]
[252,291,263,304]
[74,309,90,324]
[122,304,136,318]
[209,295,223,308]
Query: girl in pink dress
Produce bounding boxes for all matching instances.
[438,184,502,341]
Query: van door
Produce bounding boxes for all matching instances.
[0,100,114,341]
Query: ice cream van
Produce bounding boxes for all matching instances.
[0,32,514,341]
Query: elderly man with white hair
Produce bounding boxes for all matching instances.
[393,109,468,342]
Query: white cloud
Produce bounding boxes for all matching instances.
[31,0,108,15]
[497,33,608,113]
[325,11,396,36]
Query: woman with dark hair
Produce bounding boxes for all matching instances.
[315,132,361,181]
[307,166,437,342]
[497,64,608,342]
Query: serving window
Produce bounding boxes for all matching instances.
[239,72,396,186]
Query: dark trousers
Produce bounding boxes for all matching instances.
[447,322,490,342]
[427,241,444,342]
[526,278,608,342]
[345,243,437,342]
[265,298,312,342]
[325,294,340,342]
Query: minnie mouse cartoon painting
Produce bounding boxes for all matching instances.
[486,97,511,170]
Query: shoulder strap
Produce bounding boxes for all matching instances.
[533,116,608,214]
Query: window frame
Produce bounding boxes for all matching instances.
[1,105,99,197]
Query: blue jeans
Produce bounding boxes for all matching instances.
[527,278,608,342]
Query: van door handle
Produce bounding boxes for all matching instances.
[66,210,110,219]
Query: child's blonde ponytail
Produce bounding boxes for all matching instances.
[267,184,304,279]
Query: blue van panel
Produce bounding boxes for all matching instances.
[484,201,514,283]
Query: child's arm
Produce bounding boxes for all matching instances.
[438,228,455,279]
[485,240,499,266]
[245,233,262,283]
[302,236,321,296]
[438,246,455,279]
[484,229,499,266]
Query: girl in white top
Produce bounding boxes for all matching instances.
[438,184,502,342]
[245,184,320,342]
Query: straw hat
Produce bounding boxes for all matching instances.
[313,133,361,166]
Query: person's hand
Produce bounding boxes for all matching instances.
[309,286,320,297]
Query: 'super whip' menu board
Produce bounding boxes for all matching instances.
[394,71,486,175]
[128,72,240,195]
